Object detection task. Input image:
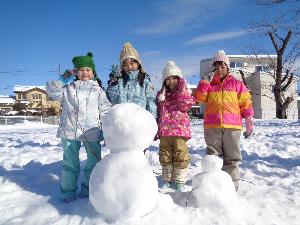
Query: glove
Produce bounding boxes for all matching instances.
[59,70,76,85]
[244,116,254,138]
[199,80,210,90]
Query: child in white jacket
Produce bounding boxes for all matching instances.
[47,52,111,202]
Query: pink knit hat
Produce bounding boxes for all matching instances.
[213,50,230,67]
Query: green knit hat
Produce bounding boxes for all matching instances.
[72,52,96,73]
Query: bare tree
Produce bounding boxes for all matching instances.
[248,0,300,118]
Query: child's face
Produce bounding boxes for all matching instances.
[77,67,94,81]
[122,58,139,73]
[214,62,228,78]
[165,76,179,90]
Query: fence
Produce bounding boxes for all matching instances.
[0,115,59,125]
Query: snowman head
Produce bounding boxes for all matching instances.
[102,103,158,153]
[201,155,223,172]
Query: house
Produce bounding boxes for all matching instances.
[200,55,298,119]
[13,85,61,115]
[0,95,15,114]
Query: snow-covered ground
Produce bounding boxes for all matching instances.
[0,119,299,225]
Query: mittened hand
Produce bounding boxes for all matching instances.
[200,79,210,90]
[158,87,166,102]
[178,78,187,92]
[59,74,76,85]
[244,116,254,138]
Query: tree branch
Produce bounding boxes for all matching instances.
[239,70,248,88]
[281,69,289,83]
[281,73,294,91]
[268,32,279,52]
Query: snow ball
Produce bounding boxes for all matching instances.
[201,155,223,171]
[102,103,158,153]
[89,152,158,222]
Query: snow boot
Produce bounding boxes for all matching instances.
[161,182,171,189]
[162,165,173,183]
[173,167,187,192]
[174,182,185,192]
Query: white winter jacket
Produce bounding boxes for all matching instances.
[47,80,111,141]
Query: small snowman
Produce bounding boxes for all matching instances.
[89,103,159,222]
[191,155,238,210]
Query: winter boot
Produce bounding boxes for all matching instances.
[161,165,173,188]
[161,182,171,189]
[173,167,187,192]
[174,183,185,192]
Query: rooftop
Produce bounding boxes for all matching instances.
[13,85,46,92]
[201,54,277,62]
[0,96,15,104]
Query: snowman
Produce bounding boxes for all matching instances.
[191,155,238,210]
[89,103,159,222]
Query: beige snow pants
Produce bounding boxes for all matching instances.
[204,128,242,181]
[159,136,190,169]
[159,136,191,183]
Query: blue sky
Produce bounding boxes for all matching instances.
[0,0,297,95]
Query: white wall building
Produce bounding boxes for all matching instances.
[0,95,15,113]
[200,55,298,119]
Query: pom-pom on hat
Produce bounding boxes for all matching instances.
[212,50,230,67]
[72,52,96,73]
[162,61,183,81]
[119,42,142,66]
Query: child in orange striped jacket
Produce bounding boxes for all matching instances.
[194,50,254,191]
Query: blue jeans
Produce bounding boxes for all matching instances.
[59,138,101,200]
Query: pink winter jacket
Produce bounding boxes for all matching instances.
[156,78,195,138]
[194,74,254,129]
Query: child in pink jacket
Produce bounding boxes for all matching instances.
[194,50,254,191]
[156,61,195,191]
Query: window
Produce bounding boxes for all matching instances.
[230,61,244,68]
[22,94,26,99]
[39,94,42,99]
[256,66,263,72]
[256,65,271,72]
[263,66,270,72]
[32,94,35,99]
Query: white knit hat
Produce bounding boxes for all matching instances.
[162,61,183,81]
[158,61,188,102]
[119,42,142,66]
[213,50,230,67]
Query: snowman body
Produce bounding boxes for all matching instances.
[89,103,159,221]
[192,155,237,209]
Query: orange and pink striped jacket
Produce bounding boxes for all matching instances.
[194,74,254,129]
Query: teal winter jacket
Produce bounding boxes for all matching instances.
[106,71,157,117]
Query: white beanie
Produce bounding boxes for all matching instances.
[162,61,183,81]
[158,61,190,102]
[213,50,230,67]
